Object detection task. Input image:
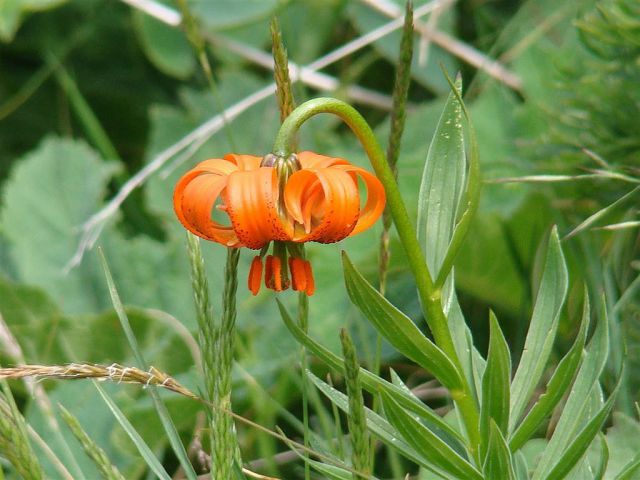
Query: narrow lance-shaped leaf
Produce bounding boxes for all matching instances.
[510,227,568,428]
[509,291,590,451]
[480,312,511,455]
[277,300,464,445]
[381,392,483,480]
[417,76,466,276]
[593,433,609,480]
[483,421,516,480]
[308,371,460,479]
[544,383,619,480]
[342,252,463,392]
[531,300,609,479]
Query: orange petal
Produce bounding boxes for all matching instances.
[224,167,293,249]
[248,256,263,295]
[285,168,360,243]
[298,151,350,169]
[223,154,263,171]
[173,167,239,246]
[333,165,386,236]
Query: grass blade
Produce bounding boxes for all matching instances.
[510,227,568,427]
[98,249,197,480]
[339,329,370,478]
[342,252,463,392]
[93,382,171,480]
[58,405,125,480]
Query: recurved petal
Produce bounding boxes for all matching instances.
[223,154,263,171]
[333,165,386,236]
[173,171,239,246]
[298,151,350,169]
[224,167,293,249]
[285,168,360,243]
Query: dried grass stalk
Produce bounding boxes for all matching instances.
[0,363,198,399]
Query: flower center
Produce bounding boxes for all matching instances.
[247,241,314,296]
[261,153,301,219]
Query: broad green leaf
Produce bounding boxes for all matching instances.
[133,9,195,79]
[510,293,589,451]
[1,137,118,314]
[190,0,279,31]
[532,305,609,479]
[480,312,511,452]
[510,227,568,427]
[94,383,171,480]
[381,392,482,480]
[543,386,618,480]
[342,252,463,391]
[0,0,65,41]
[484,421,516,480]
[417,77,466,277]
[348,0,457,93]
[599,413,640,479]
[277,300,464,445]
[616,454,640,480]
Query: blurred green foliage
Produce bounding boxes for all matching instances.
[0,0,639,478]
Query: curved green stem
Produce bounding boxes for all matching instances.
[273,98,480,459]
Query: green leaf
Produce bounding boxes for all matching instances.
[510,294,589,451]
[341,252,463,391]
[510,227,569,427]
[133,9,195,79]
[0,0,65,41]
[417,76,466,277]
[381,392,483,480]
[593,433,609,480]
[483,421,516,480]
[532,304,609,479]
[190,0,279,31]
[480,312,511,452]
[347,0,457,93]
[277,300,464,445]
[309,372,448,476]
[0,137,118,313]
[616,453,640,480]
[601,413,640,479]
[543,385,618,480]
[94,382,171,480]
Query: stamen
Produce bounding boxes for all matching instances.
[303,259,315,296]
[289,257,307,292]
[248,256,263,296]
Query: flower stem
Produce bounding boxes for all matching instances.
[272,98,481,458]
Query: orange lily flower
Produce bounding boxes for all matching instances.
[173,151,386,295]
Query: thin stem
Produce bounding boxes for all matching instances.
[298,291,311,480]
[272,98,481,458]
